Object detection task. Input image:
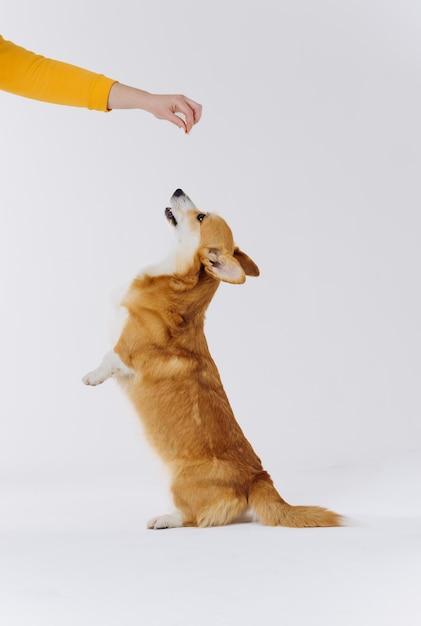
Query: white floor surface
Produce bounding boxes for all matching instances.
[1,468,420,626]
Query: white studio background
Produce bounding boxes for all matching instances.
[1,0,421,522]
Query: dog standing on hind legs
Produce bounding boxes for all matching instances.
[83,189,343,529]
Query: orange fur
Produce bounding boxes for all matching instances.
[87,190,342,529]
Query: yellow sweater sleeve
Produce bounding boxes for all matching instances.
[0,35,117,111]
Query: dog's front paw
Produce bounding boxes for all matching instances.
[82,369,107,386]
[147,512,183,530]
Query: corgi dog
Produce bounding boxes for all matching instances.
[83,189,342,529]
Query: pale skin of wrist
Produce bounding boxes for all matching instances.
[107,82,202,133]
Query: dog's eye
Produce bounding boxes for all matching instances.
[197,213,206,222]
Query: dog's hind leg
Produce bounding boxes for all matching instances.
[82,350,133,386]
[172,481,249,528]
[195,496,249,528]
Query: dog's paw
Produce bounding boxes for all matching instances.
[82,369,107,386]
[147,512,183,530]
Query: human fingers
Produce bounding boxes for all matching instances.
[169,96,196,133]
[167,110,188,132]
[170,95,202,132]
[183,96,203,124]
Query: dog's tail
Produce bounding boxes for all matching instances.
[248,474,343,528]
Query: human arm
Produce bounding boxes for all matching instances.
[0,35,202,129]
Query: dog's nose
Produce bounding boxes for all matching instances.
[173,188,185,197]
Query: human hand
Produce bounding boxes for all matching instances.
[145,93,202,133]
[107,83,202,133]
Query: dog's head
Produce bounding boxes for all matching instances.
[165,189,259,284]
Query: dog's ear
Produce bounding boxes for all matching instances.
[233,247,260,277]
[200,247,247,284]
